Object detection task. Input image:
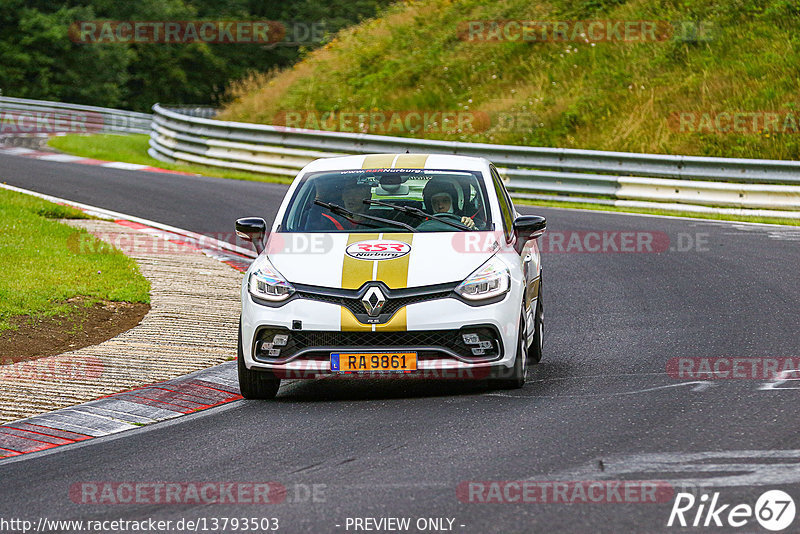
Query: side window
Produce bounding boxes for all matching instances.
[490,166,514,241]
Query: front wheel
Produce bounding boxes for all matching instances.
[491,311,527,390]
[527,293,544,364]
[237,319,281,399]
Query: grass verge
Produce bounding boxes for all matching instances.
[0,187,150,333]
[47,134,291,184]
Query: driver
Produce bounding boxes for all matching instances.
[422,179,476,229]
[316,179,372,231]
[341,181,372,215]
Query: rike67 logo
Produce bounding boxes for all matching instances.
[668,490,796,531]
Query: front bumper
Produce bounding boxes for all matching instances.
[240,282,524,378]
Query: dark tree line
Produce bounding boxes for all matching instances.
[0,0,392,112]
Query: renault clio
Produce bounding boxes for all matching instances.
[235,154,546,399]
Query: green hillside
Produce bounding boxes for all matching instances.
[219,0,800,160]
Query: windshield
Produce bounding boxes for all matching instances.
[281,168,493,232]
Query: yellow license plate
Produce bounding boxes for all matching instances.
[330,352,417,372]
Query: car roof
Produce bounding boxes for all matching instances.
[299,153,490,174]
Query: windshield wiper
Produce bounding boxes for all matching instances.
[314,200,418,233]
[364,199,474,231]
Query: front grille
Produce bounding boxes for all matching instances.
[253,327,503,364]
[291,281,458,324]
[296,330,457,348]
[297,291,452,318]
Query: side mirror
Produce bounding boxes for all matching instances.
[513,215,546,252]
[235,217,267,254]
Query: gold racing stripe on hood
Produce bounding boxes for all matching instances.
[376,233,413,290]
[341,233,377,331]
[342,233,378,290]
[372,233,413,331]
[340,233,414,332]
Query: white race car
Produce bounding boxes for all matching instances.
[235,154,546,399]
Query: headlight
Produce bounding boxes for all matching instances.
[455,255,510,301]
[248,255,295,302]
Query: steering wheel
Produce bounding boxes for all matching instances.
[432,212,473,230]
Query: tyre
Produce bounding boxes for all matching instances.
[491,310,527,390]
[237,318,281,399]
[527,290,544,364]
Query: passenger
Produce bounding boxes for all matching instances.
[422,180,477,229]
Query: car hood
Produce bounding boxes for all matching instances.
[265,232,500,289]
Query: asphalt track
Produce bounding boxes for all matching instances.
[1,152,800,533]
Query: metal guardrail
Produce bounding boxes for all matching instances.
[149,104,800,217]
[0,96,152,135]
[2,97,797,216]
